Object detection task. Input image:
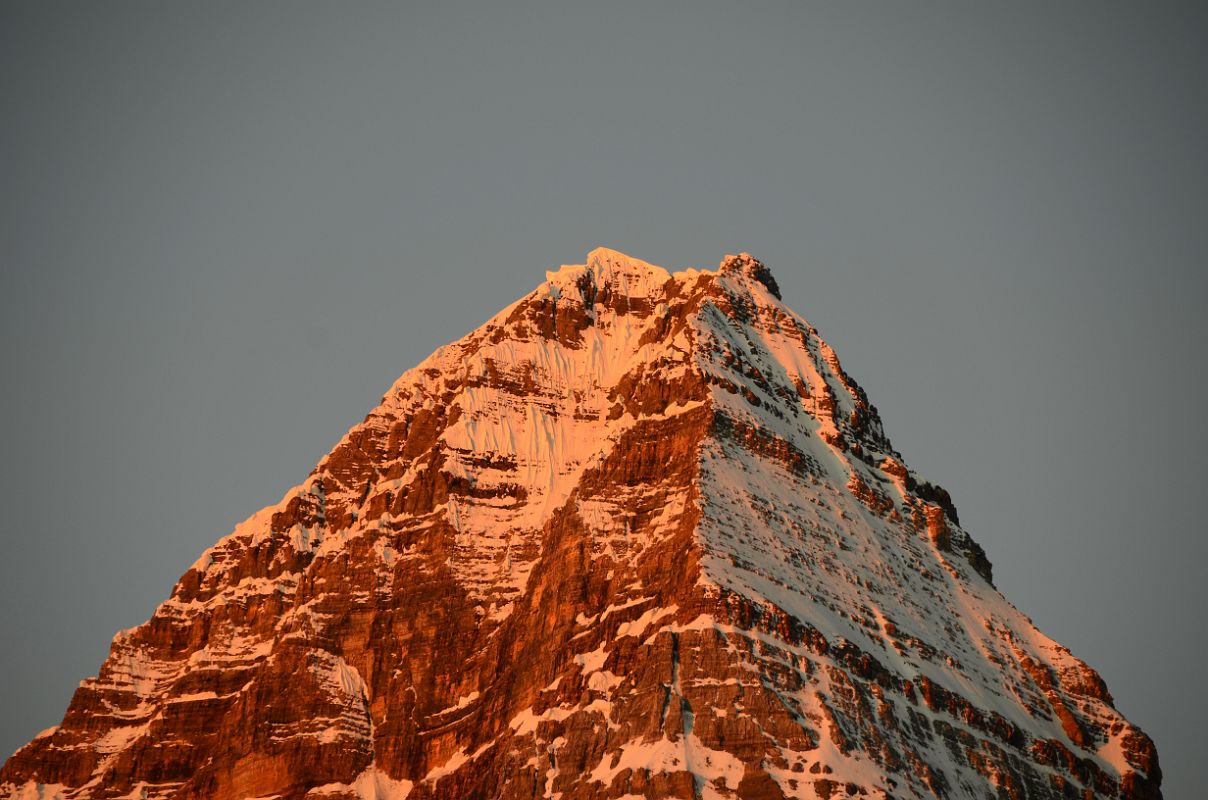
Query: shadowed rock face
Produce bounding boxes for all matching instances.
[1,249,1160,800]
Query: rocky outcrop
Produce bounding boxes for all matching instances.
[1,248,1160,799]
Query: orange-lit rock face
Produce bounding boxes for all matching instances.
[1,249,1160,800]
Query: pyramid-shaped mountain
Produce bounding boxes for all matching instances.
[1,249,1160,800]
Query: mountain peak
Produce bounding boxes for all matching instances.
[544,247,783,305]
[543,247,672,303]
[1,248,1160,800]
[584,246,666,276]
[719,251,781,299]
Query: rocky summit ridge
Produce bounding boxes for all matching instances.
[2,249,1160,799]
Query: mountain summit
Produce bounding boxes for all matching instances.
[2,250,1160,799]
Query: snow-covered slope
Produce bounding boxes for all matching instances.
[1,249,1160,800]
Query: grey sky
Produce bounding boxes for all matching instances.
[2,2,1205,795]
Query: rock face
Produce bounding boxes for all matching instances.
[2,249,1160,800]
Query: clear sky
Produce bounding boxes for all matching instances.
[2,2,1205,795]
